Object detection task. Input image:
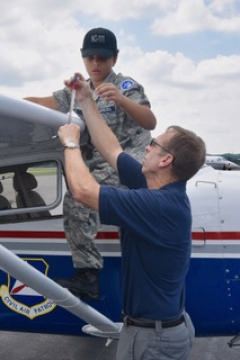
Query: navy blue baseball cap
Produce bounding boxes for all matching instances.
[81,28,119,58]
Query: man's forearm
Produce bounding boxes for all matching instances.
[81,97,122,171]
[64,147,100,210]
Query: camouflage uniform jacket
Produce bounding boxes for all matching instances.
[53,70,151,174]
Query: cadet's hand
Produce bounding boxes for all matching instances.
[64,73,93,103]
[58,123,80,145]
[95,83,123,105]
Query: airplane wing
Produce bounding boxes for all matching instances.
[0,94,85,163]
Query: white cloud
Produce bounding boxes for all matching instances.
[0,0,240,153]
[65,0,176,21]
[209,0,236,14]
[151,0,240,35]
[0,2,88,88]
[116,48,240,152]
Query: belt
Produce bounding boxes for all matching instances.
[123,315,185,329]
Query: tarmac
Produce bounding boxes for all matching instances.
[0,331,240,360]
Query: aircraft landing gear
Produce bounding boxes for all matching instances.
[228,334,240,347]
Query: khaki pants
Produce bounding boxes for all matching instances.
[116,313,195,360]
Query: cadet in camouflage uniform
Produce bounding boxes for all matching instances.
[25,27,156,299]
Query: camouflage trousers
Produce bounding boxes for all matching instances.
[63,167,120,269]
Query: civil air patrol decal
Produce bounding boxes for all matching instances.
[121,79,134,91]
[0,258,56,319]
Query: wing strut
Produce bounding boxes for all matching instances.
[0,244,121,339]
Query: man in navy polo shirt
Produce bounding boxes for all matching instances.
[58,74,206,360]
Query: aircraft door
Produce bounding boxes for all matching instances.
[218,175,240,335]
[186,179,229,335]
[189,180,221,236]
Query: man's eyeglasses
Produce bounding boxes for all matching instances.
[150,138,175,161]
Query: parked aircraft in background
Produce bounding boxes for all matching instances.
[0,94,240,346]
[206,154,240,170]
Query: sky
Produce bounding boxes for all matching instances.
[1,0,240,154]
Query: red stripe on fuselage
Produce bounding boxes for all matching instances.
[0,230,119,239]
[0,230,239,241]
[192,232,240,240]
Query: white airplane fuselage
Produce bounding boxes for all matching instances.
[0,95,240,337]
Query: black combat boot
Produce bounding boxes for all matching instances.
[55,268,99,300]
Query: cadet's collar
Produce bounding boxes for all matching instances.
[88,71,117,100]
[105,70,117,83]
[88,70,117,90]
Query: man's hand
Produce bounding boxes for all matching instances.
[58,123,80,146]
[64,73,93,103]
[62,73,122,172]
[96,83,123,105]
[58,121,100,211]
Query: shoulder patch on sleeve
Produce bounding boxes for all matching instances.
[121,79,134,91]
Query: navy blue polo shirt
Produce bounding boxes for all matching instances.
[99,152,192,320]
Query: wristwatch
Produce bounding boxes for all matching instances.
[63,141,79,149]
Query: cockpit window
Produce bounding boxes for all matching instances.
[0,160,64,222]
